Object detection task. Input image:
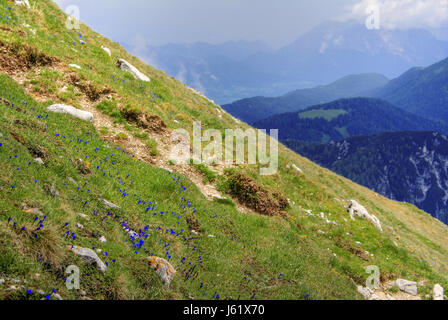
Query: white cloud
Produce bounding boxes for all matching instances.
[347,0,448,30]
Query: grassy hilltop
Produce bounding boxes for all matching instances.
[0,0,447,300]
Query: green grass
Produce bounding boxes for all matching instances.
[145,138,159,157]
[0,0,447,301]
[299,109,348,121]
[192,162,217,184]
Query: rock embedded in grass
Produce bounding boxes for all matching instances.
[46,104,94,122]
[147,256,176,287]
[99,198,120,209]
[347,200,383,232]
[395,279,418,295]
[34,157,44,165]
[117,59,150,82]
[53,293,63,300]
[433,284,444,300]
[101,46,111,57]
[66,245,107,273]
[14,0,30,8]
[50,184,60,197]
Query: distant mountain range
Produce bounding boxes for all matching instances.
[373,57,448,124]
[248,54,448,226]
[222,74,389,123]
[124,20,448,104]
[288,131,448,224]
[251,98,448,143]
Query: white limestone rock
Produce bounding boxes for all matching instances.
[66,245,107,272]
[395,279,418,295]
[101,46,111,57]
[357,285,374,299]
[14,0,30,8]
[34,157,44,165]
[433,284,444,300]
[161,167,173,174]
[347,200,383,232]
[53,293,63,300]
[292,164,303,173]
[147,256,176,287]
[99,198,120,209]
[69,64,81,69]
[117,59,150,82]
[46,104,93,122]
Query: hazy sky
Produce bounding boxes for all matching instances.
[54,0,358,48]
[54,0,448,48]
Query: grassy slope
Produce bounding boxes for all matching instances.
[0,0,447,300]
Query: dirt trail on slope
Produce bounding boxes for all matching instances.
[6,62,252,214]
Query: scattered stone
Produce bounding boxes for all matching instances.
[68,177,77,185]
[76,223,84,229]
[207,234,215,238]
[395,279,418,295]
[101,46,111,56]
[0,278,4,285]
[99,236,107,243]
[433,284,444,300]
[147,256,176,287]
[14,0,30,8]
[292,164,303,173]
[69,64,81,69]
[34,157,44,165]
[46,104,94,122]
[99,198,120,209]
[66,245,107,273]
[78,213,90,220]
[123,226,139,237]
[50,184,60,197]
[347,200,383,232]
[53,293,63,300]
[80,290,87,296]
[357,286,373,299]
[212,194,227,201]
[161,167,173,174]
[117,59,150,82]
[369,294,379,300]
[37,289,45,295]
